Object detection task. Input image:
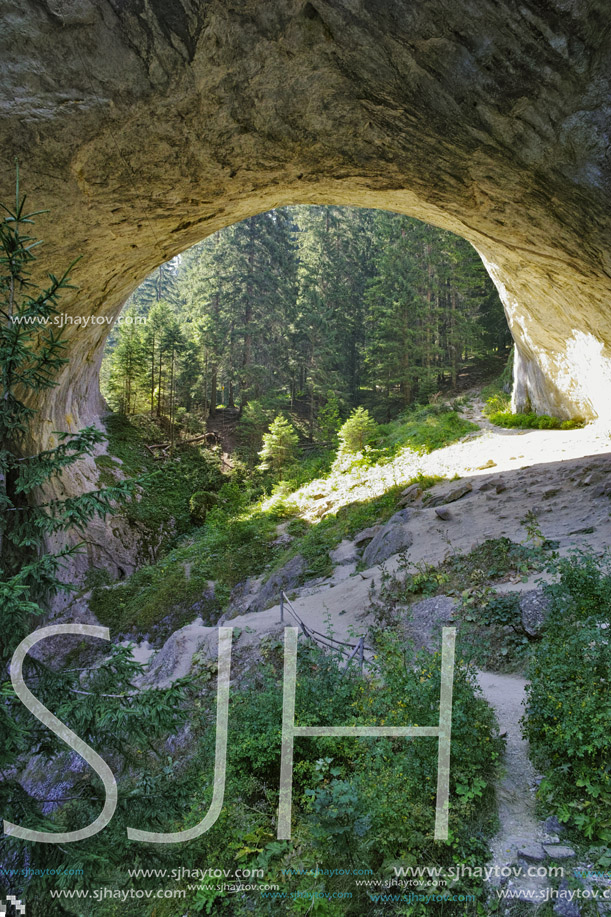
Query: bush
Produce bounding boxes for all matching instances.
[163,635,503,917]
[337,406,378,453]
[522,553,611,843]
[189,490,218,524]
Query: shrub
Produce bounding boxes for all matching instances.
[337,406,378,453]
[522,553,611,843]
[167,635,502,916]
[189,490,218,524]
[318,390,344,443]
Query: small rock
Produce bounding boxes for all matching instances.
[543,845,576,859]
[496,482,507,493]
[544,816,565,835]
[272,532,293,546]
[518,843,547,863]
[553,880,582,917]
[520,589,552,637]
[435,506,452,520]
[426,480,472,507]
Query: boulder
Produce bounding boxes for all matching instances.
[402,595,457,651]
[248,554,306,613]
[362,512,413,566]
[141,621,218,687]
[520,590,552,637]
[330,539,358,566]
[353,525,382,547]
[426,480,472,507]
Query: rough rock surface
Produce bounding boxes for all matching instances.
[1,0,611,461]
[330,539,358,566]
[362,509,413,566]
[520,589,552,637]
[426,481,473,507]
[225,555,306,618]
[401,595,456,651]
[141,621,218,688]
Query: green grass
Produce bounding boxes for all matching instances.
[268,473,445,583]
[377,403,479,456]
[489,410,585,430]
[90,495,280,637]
[368,537,554,672]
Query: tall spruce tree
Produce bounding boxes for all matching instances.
[0,179,189,912]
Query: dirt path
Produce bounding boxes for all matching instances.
[476,671,541,868]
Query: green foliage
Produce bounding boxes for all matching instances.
[150,635,503,917]
[258,415,299,473]
[90,484,276,634]
[237,398,274,463]
[523,553,611,844]
[0,176,190,907]
[102,205,509,449]
[338,406,378,454]
[378,403,479,455]
[368,537,551,670]
[489,411,584,430]
[189,490,218,524]
[101,412,226,553]
[318,391,344,442]
[481,349,513,416]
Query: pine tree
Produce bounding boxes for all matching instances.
[0,178,187,909]
[104,309,147,413]
[337,406,378,454]
[257,415,299,472]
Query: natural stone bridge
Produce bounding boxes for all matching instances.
[2,0,611,446]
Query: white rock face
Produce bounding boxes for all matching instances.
[1,1,610,444]
[141,621,218,688]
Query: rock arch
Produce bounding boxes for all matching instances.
[1,0,611,449]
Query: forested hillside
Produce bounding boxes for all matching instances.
[101,206,510,445]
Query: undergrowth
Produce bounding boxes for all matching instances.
[488,411,584,431]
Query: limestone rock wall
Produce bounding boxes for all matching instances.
[0,0,610,447]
